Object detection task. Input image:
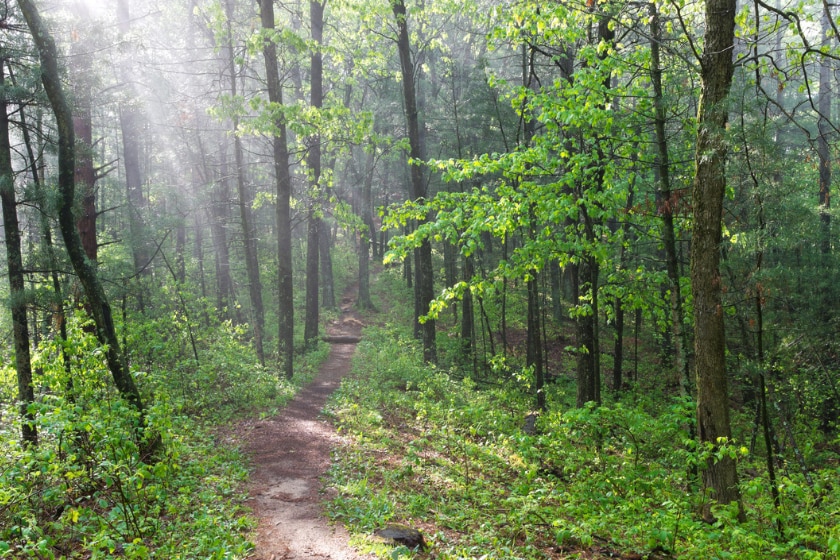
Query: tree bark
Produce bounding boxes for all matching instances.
[690,0,743,521]
[304,0,325,348]
[0,62,37,446]
[117,0,150,296]
[259,0,295,379]
[224,0,265,363]
[18,0,157,454]
[357,148,376,309]
[650,1,691,396]
[392,0,436,363]
[70,3,98,262]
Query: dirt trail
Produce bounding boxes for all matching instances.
[241,293,366,560]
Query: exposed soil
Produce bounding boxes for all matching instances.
[240,291,366,560]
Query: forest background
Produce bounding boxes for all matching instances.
[0,0,838,557]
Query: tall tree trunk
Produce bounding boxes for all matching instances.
[117,0,149,297]
[224,0,265,363]
[304,0,325,348]
[650,1,690,395]
[0,62,37,446]
[19,0,158,455]
[392,0,436,363]
[691,0,743,521]
[818,4,832,319]
[260,0,295,379]
[575,10,612,407]
[71,3,98,262]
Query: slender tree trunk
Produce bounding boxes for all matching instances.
[304,0,325,348]
[0,62,37,446]
[461,255,475,357]
[650,1,690,394]
[691,0,743,521]
[260,0,294,379]
[224,0,265,363]
[205,144,236,319]
[358,148,376,309]
[320,223,335,309]
[392,0,435,363]
[19,0,158,454]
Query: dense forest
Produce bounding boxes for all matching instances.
[0,0,838,557]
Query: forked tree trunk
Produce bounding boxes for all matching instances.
[690,0,743,521]
[259,0,295,379]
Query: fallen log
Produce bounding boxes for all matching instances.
[322,335,361,344]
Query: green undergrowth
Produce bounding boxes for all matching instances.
[0,308,331,559]
[325,324,840,559]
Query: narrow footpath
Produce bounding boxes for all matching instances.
[242,291,365,560]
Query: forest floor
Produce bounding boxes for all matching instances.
[237,288,367,560]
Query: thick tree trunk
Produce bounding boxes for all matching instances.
[70,6,98,263]
[0,63,37,446]
[19,0,157,454]
[691,0,743,521]
[224,0,265,363]
[392,0,436,363]
[260,0,295,379]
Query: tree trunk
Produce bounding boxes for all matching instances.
[650,1,690,395]
[0,62,37,446]
[260,0,295,379]
[70,4,98,263]
[575,255,599,407]
[117,0,150,296]
[357,148,376,309]
[392,0,435,363]
[225,0,265,363]
[207,143,236,319]
[320,222,335,309]
[19,0,157,455]
[304,0,325,349]
[690,0,743,521]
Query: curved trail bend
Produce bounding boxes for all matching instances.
[241,294,365,560]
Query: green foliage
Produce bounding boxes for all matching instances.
[0,287,333,558]
[326,322,840,558]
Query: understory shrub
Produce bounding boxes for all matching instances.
[326,325,840,559]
